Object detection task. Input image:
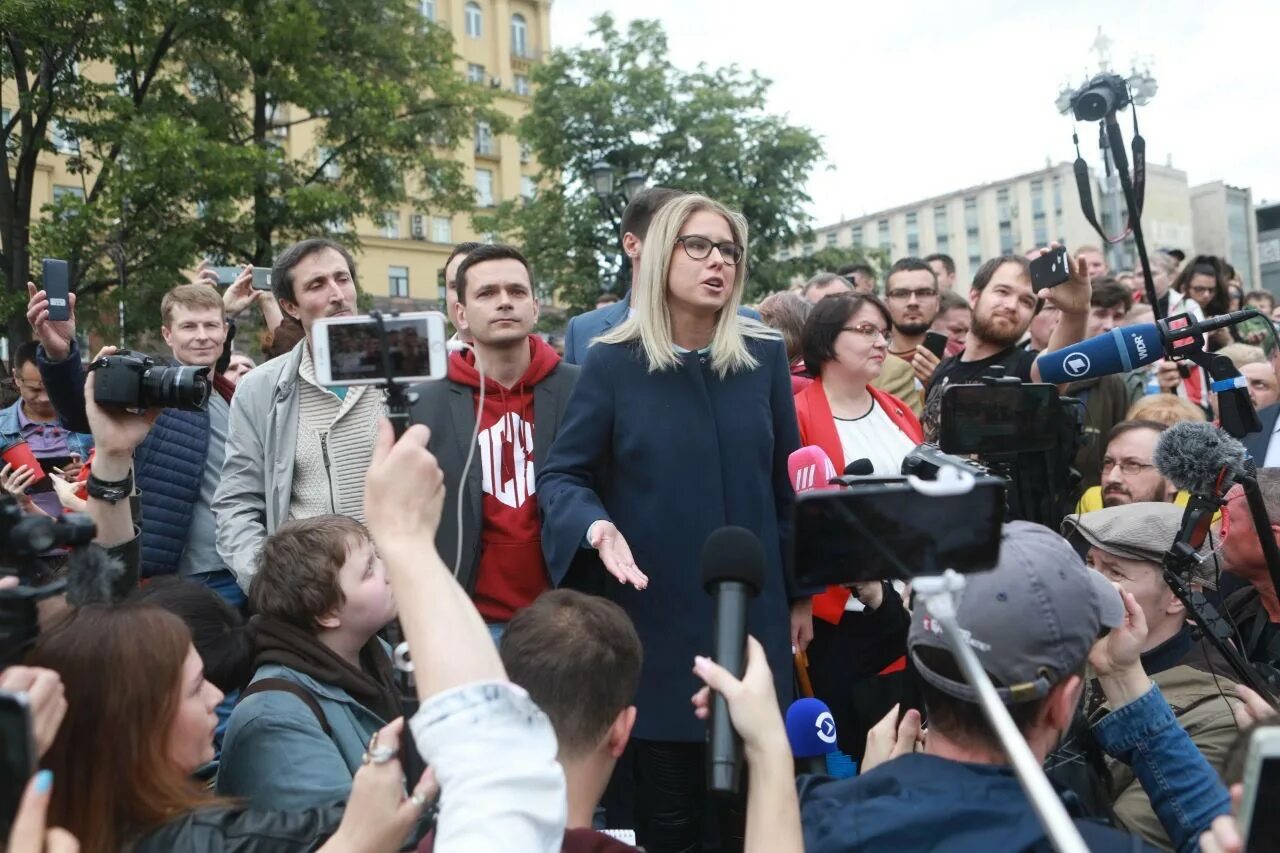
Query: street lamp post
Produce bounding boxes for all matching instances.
[1055,30,1158,274]
[590,159,648,293]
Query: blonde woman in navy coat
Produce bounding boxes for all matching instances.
[538,193,804,851]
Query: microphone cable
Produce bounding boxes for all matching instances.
[444,339,486,580]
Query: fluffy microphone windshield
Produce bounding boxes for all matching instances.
[65,543,129,607]
[1153,421,1247,496]
[700,526,766,596]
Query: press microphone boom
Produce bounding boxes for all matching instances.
[701,526,766,796]
[1153,422,1247,497]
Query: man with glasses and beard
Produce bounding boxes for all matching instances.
[883,258,943,388]
[1073,421,1177,513]
[922,251,1091,440]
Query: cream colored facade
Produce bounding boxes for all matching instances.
[358,0,550,308]
[1189,181,1262,288]
[795,161,1194,286]
[2,0,549,310]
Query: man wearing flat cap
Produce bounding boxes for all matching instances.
[1063,502,1241,851]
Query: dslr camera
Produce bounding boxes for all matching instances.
[91,350,211,412]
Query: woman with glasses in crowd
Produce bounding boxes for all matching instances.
[538,193,802,852]
[790,291,923,763]
[27,604,430,853]
[1174,255,1232,350]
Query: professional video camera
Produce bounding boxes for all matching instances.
[0,492,97,667]
[90,350,211,412]
[938,372,1086,528]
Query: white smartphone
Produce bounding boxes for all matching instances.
[311,311,448,387]
[1239,726,1280,851]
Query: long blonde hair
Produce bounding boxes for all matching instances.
[594,194,779,377]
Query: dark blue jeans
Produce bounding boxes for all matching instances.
[193,568,247,612]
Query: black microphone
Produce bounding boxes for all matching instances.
[65,543,130,607]
[700,526,765,796]
[843,458,874,476]
[1167,308,1264,339]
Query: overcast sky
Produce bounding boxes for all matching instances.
[550,0,1280,227]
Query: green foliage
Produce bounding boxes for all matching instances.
[2,0,493,341]
[475,14,825,314]
[783,245,891,287]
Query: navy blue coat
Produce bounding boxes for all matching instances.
[564,296,762,366]
[537,334,801,741]
[38,340,211,577]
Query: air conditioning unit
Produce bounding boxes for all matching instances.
[410,214,426,240]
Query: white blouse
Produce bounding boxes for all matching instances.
[833,398,917,476]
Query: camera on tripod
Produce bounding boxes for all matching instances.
[90,350,211,412]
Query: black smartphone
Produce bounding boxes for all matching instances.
[939,383,1058,455]
[41,259,71,322]
[790,477,1005,587]
[922,330,949,359]
[1029,246,1071,289]
[0,689,36,840]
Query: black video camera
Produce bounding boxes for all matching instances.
[1,493,97,667]
[90,350,211,412]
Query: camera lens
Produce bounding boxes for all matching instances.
[140,365,211,411]
[1073,88,1113,122]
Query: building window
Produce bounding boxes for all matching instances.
[803,242,816,257]
[521,175,537,200]
[317,146,341,180]
[381,212,400,239]
[999,221,1015,254]
[996,187,1011,224]
[326,218,349,235]
[825,231,838,247]
[467,63,486,84]
[851,224,862,246]
[475,120,493,155]
[388,265,409,298]
[52,185,85,203]
[1033,221,1048,247]
[475,168,494,206]
[519,142,532,164]
[431,215,452,243]
[511,13,528,57]
[465,1,482,38]
[1030,178,1045,216]
[964,196,979,235]
[1052,175,1063,215]
[969,251,982,270]
[48,119,77,154]
[906,211,919,256]
[419,0,434,20]
[877,219,891,252]
[514,74,531,96]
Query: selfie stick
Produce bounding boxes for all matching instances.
[908,470,1088,853]
[912,571,1088,853]
[367,310,420,440]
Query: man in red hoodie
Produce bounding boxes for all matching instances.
[409,244,579,640]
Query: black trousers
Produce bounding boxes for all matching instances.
[632,738,745,853]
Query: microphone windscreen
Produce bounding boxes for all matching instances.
[700,526,766,596]
[788,445,839,494]
[785,697,839,758]
[64,543,127,607]
[1153,421,1247,496]
[844,458,874,476]
[1037,323,1162,384]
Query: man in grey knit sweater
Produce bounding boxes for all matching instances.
[213,238,385,589]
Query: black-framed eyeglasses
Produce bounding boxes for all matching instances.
[885,287,938,302]
[676,235,744,266]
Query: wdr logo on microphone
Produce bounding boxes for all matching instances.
[1063,353,1091,378]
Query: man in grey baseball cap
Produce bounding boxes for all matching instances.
[798,520,1231,852]
[1061,502,1240,850]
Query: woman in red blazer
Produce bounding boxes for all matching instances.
[793,291,921,761]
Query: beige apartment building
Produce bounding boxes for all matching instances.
[3,0,549,315]
[794,161,1195,286]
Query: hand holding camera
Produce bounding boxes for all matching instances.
[91,349,210,413]
[84,347,163,465]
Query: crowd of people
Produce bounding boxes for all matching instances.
[2,185,1280,853]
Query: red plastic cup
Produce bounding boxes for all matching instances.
[0,439,46,485]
